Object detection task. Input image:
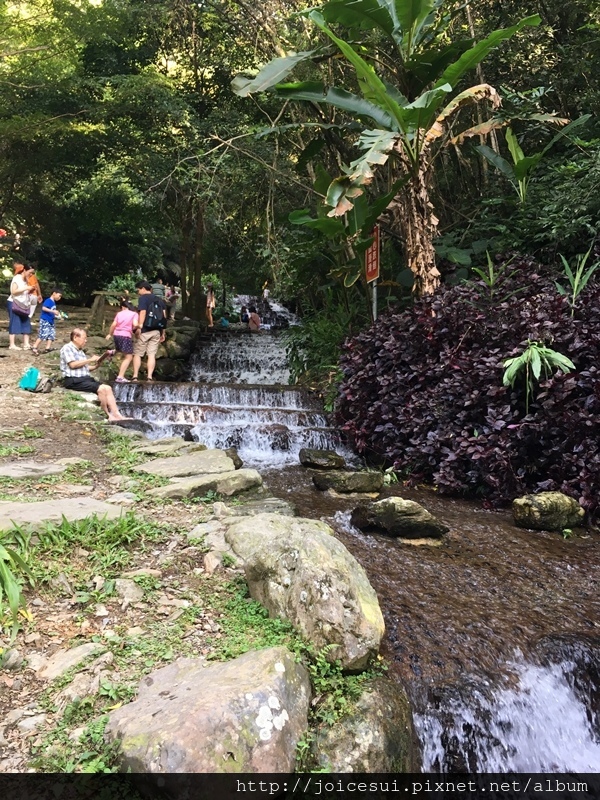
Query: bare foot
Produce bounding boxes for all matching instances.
[107,414,128,422]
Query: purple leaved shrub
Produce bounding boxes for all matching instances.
[336,256,600,514]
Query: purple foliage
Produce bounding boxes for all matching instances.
[336,256,600,513]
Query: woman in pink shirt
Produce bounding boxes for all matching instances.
[106,299,139,382]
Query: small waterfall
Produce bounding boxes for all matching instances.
[189,333,290,384]
[415,655,600,772]
[115,325,352,467]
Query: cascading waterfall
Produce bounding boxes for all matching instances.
[114,324,353,467]
[415,656,600,772]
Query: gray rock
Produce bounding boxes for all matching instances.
[106,647,310,773]
[299,448,346,470]
[224,514,384,670]
[2,649,23,671]
[132,439,207,457]
[0,498,123,532]
[136,449,234,478]
[37,643,105,681]
[312,471,384,494]
[0,460,67,478]
[512,491,585,532]
[16,713,47,733]
[351,497,449,539]
[106,492,138,506]
[146,469,262,499]
[225,497,296,517]
[311,677,415,772]
[115,578,145,604]
[203,552,223,576]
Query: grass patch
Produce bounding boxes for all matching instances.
[0,444,35,458]
[99,429,148,474]
[29,513,169,587]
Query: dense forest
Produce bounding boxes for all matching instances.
[1,0,598,303]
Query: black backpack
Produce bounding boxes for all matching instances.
[145,297,166,331]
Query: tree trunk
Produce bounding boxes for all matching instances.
[387,162,440,297]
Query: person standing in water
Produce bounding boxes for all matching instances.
[206,282,216,328]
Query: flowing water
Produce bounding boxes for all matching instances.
[116,315,600,772]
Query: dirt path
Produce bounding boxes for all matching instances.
[0,331,294,772]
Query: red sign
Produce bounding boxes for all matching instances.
[365,225,380,283]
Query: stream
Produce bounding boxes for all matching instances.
[114,314,600,772]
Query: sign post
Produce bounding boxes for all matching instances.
[365,225,380,321]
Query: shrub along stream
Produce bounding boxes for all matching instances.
[337,256,600,516]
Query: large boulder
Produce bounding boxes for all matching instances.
[136,449,234,478]
[106,647,310,773]
[351,497,448,539]
[312,470,384,494]
[310,677,415,772]
[224,513,384,670]
[512,491,585,531]
[146,469,262,499]
[299,449,346,470]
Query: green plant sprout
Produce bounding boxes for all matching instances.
[503,341,575,414]
[555,243,600,317]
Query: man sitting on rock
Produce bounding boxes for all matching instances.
[60,328,125,421]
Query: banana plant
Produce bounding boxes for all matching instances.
[477,116,590,205]
[503,341,575,415]
[233,0,541,296]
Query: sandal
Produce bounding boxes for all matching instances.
[32,348,39,355]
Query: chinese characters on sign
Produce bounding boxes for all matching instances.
[365,225,380,283]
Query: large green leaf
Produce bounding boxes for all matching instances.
[435,15,541,89]
[289,210,346,236]
[394,0,438,57]
[512,154,542,181]
[231,51,317,96]
[540,114,592,156]
[321,0,394,36]
[402,83,452,132]
[506,127,525,165]
[307,10,407,132]
[476,145,516,182]
[275,82,394,129]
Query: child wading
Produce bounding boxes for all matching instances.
[106,298,139,382]
[32,288,63,355]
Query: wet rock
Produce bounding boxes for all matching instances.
[136,449,235,478]
[312,470,384,494]
[512,491,585,532]
[111,419,157,435]
[351,497,449,539]
[299,448,346,470]
[132,439,207,457]
[0,460,66,478]
[106,647,310,773]
[310,677,415,772]
[37,643,105,681]
[224,513,384,670]
[146,469,262,500]
[0,497,122,532]
[225,447,243,469]
[532,634,600,738]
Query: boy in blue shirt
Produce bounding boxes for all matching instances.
[32,288,63,354]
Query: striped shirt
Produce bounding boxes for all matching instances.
[60,342,90,378]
